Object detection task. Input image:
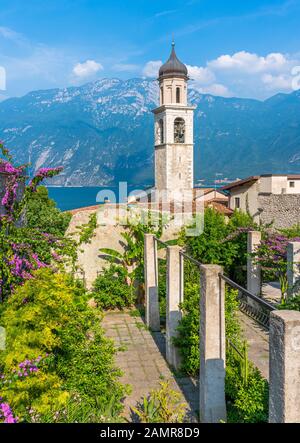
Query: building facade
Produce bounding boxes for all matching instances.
[152,43,196,193]
[222,174,300,228]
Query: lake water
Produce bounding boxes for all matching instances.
[47,186,148,211]
[47,184,219,212]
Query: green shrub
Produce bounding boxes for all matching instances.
[38,393,122,423]
[279,294,300,311]
[173,282,200,375]
[131,381,186,423]
[174,286,240,376]
[225,300,268,424]
[279,223,300,239]
[25,186,71,237]
[158,259,167,320]
[224,288,241,342]
[174,279,268,423]
[181,208,257,285]
[226,362,269,423]
[0,269,126,422]
[183,208,234,267]
[92,265,134,310]
[74,213,98,245]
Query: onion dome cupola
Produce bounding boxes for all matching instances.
[159,41,188,80]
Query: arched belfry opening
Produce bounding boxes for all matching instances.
[174,117,185,143]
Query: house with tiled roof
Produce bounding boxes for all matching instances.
[222,174,300,228]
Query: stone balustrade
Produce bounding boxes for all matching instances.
[144,233,300,423]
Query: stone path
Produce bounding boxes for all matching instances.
[262,281,281,304]
[101,311,198,422]
[236,280,281,380]
[237,311,269,380]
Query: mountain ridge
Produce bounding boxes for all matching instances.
[0,78,299,186]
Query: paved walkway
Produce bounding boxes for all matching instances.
[236,281,281,380]
[101,311,198,422]
[262,281,281,304]
[237,311,269,380]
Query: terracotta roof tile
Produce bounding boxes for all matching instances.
[221,176,260,191]
[204,200,233,216]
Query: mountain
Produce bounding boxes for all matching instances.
[0,78,300,186]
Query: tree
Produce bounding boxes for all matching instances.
[181,209,258,284]
[25,186,71,237]
[0,143,74,300]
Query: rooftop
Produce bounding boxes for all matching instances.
[221,176,260,191]
[159,42,188,80]
[221,174,300,191]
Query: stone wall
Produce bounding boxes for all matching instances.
[154,106,194,191]
[67,205,183,289]
[228,181,259,214]
[67,207,127,289]
[154,145,167,190]
[258,194,300,229]
[166,143,193,190]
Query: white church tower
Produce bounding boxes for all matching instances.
[152,42,195,194]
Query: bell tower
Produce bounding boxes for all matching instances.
[152,42,195,193]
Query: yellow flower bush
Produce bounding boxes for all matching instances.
[0,269,126,422]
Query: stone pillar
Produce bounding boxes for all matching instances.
[269,310,300,423]
[166,245,183,370]
[144,234,160,331]
[247,231,261,296]
[199,265,227,423]
[287,242,300,296]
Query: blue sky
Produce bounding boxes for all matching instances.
[1,0,300,99]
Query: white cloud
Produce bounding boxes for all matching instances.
[201,83,231,97]
[72,60,103,78]
[262,73,293,91]
[209,51,289,74]
[143,60,162,78]
[182,51,300,99]
[187,65,215,84]
[2,23,300,101]
[186,65,230,96]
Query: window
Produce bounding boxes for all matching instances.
[160,87,164,104]
[159,119,164,144]
[179,173,182,179]
[289,181,295,188]
[235,197,240,209]
[156,119,164,144]
[174,117,185,143]
[167,86,172,102]
[176,87,180,104]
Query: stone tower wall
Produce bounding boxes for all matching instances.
[154,106,194,191]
